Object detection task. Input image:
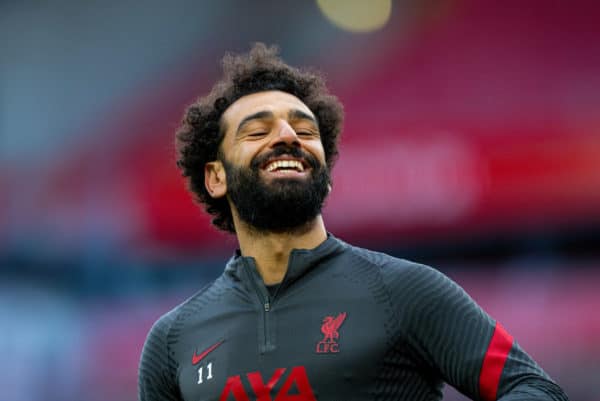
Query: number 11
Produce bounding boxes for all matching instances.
[197,362,214,384]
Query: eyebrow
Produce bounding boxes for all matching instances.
[288,109,317,125]
[236,111,274,135]
[236,109,318,136]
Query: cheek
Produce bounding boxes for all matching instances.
[232,144,263,166]
[309,142,327,164]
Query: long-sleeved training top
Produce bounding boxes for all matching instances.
[138,234,568,401]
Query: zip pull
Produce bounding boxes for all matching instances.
[264,301,270,312]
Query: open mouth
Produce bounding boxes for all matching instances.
[264,159,306,173]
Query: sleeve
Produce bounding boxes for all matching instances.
[388,263,569,401]
[138,313,183,401]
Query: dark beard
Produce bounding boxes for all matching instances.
[222,147,330,233]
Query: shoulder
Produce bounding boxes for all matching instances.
[341,242,463,301]
[340,243,450,299]
[342,241,435,278]
[146,277,226,343]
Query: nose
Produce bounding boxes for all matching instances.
[270,119,300,147]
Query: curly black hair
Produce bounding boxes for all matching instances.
[175,43,344,233]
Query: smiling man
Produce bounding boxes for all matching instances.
[212,90,331,253]
[138,44,568,401]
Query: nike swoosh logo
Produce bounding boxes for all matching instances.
[192,339,224,365]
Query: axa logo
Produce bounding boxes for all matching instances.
[219,366,316,401]
[315,312,347,353]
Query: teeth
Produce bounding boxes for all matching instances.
[266,160,304,172]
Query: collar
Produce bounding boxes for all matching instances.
[223,233,346,291]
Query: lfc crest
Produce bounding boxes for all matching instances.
[315,312,347,353]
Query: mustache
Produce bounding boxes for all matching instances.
[250,146,321,170]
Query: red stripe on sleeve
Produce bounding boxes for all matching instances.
[479,322,514,401]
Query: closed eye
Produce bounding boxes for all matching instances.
[246,131,268,138]
[296,130,319,137]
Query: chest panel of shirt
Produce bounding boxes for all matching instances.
[177,271,395,400]
[175,288,263,401]
[265,283,391,401]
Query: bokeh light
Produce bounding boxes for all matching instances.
[316,0,392,32]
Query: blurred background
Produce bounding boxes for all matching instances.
[1,0,599,400]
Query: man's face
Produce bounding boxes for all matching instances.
[215,90,330,232]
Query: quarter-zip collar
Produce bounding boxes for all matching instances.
[223,233,346,293]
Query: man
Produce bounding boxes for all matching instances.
[138,43,568,401]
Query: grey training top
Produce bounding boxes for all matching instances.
[138,234,568,401]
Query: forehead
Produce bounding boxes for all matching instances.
[222,91,315,128]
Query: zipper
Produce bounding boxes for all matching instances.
[262,297,273,352]
[258,289,274,353]
[243,260,275,353]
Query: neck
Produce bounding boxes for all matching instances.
[233,215,328,285]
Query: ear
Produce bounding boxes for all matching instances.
[205,161,227,198]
